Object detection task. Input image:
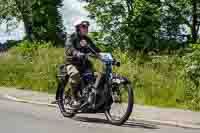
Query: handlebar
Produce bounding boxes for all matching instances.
[112,60,121,67]
[86,45,120,67]
[84,53,120,67]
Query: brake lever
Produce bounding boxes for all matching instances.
[113,59,120,67]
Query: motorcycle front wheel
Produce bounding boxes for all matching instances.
[105,83,134,126]
[57,80,76,118]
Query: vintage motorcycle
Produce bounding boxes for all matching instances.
[56,46,134,126]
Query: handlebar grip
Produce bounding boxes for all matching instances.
[112,60,120,67]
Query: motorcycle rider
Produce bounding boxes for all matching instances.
[52,18,101,109]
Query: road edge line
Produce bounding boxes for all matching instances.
[4,94,57,108]
[4,94,200,129]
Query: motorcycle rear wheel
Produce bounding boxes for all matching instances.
[57,80,76,118]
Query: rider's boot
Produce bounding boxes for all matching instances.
[70,84,81,109]
[51,100,58,104]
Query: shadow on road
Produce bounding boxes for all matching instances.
[73,116,159,129]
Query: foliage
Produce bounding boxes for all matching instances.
[182,44,200,110]
[0,0,200,111]
[31,0,66,45]
[1,43,200,111]
[81,0,161,50]
[191,43,200,49]
[159,0,190,38]
[81,0,200,49]
[0,0,66,45]
[15,40,53,57]
[0,0,22,28]
[0,42,62,92]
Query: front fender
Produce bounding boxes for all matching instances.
[112,74,130,85]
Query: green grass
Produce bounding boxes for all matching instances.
[0,45,199,111]
[111,52,188,109]
[0,48,64,93]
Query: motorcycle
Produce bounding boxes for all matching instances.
[56,46,134,126]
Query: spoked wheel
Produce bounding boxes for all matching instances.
[105,83,134,126]
[57,80,76,118]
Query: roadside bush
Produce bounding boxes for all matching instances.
[1,41,200,111]
[182,44,200,110]
[0,41,62,93]
[15,40,53,57]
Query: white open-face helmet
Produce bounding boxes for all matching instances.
[73,17,90,28]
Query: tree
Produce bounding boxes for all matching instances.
[14,0,33,41]
[0,0,66,45]
[191,0,200,43]
[31,0,66,45]
[80,0,161,50]
[0,0,33,40]
[160,0,200,43]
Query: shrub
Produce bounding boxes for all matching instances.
[182,44,200,110]
[1,42,200,111]
[15,40,53,57]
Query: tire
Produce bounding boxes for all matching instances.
[57,80,75,118]
[105,83,134,126]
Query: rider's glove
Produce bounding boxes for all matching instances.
[77,52,86,60]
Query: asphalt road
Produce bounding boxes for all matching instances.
[0,96,199,133]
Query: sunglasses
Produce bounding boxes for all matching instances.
[80,24,89,29]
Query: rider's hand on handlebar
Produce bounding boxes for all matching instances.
[86,52,101,59]
[113,59,121,67]
[96,53,101,59]
[77,52,86,60]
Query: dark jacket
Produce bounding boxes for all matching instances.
[64,33,101,68]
